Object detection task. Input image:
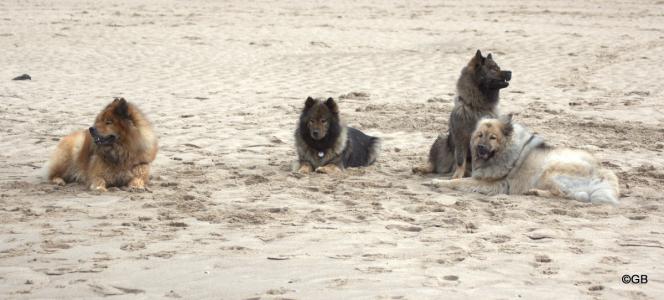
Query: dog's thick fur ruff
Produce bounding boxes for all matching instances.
[431,117,619,204]
[44,98,158,191]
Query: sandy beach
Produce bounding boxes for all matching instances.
[1,0,663,298]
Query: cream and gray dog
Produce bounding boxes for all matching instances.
[431,115,619,204]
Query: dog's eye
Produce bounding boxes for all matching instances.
[105,119,112,125]
[321,119,327,124]
[478,133,483,138]
[490,135,497,140]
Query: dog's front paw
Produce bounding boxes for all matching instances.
[315,164,342,175]
[297,164,313,174]
[128,178,145,189]
[451,169,465,180]
[51,177,66,186]
[430,178,454,189]
[89,184,108,192]
[89,178,108,192]
[127,186,150,193]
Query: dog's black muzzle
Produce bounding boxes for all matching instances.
[477,144,493,160]
[89,127,117,145]
[502,70,512,82]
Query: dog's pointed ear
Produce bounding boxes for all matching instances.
[113,97,130,119]
[325,97,339,114]
[499,114,514,137]
[473,49,485,66]
[304,96,316,111]
[487,53,493,60]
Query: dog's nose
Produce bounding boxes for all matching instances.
[89,127,97,134]
[503,70,512,81]
[477,144,489,155]
[312,130,319,138]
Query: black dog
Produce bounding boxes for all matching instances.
[295,97,380,174]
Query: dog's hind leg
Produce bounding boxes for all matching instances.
[451,158,467,179]
[589,188,618,204]
[45,143,72,184]
[434,135,455,175]
[129,163,151,190]
[524,189,556,197]
[544,174,618,204]
[451,139,468,179]
[597,169,620,200]
[412,162,434,174]
[588,171,619,204]
[413,135,444,174]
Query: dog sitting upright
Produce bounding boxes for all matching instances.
[295,97,380,174]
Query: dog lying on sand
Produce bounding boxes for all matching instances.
[45,98,158,191]
[294,96,380,174]
[431,115,619,204]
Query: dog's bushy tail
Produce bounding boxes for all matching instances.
[367,137,381,166]
[588,169,620,204]
[564,169,620,205]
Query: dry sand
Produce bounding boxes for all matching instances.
[1,0,664,299]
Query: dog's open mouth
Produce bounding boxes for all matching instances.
[489,78,510,89]
[498,71,512,87]
[477,148,495,161]
[93,135,116,145]
[89,128,117,145]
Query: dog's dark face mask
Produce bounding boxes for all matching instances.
[89,127,117,145]
[298,97,342,151]
[472,50,512,90]
[301,97,339,140]
[307,109,332,141]
[89,98,132,146]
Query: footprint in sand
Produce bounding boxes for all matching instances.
[443,275,459,281]
[89,284,145,296]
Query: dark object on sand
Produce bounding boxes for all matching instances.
[12,74,31,80]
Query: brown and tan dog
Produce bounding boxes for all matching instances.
[45,98,158,191]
